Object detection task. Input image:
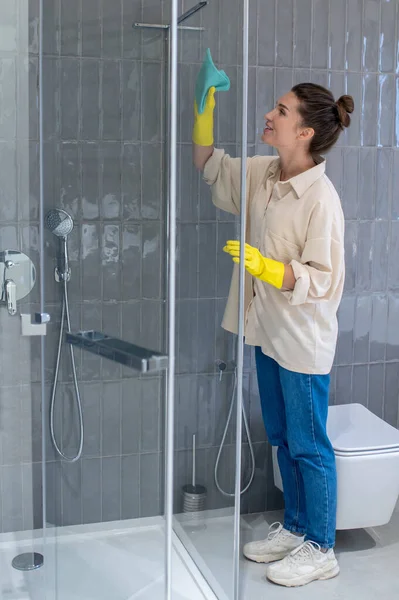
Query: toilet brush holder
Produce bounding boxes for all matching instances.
[182,434,207,513]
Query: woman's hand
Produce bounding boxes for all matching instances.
[223,240,295,290]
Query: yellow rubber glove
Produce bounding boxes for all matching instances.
[223,240,285,289]
[192,86,216,146]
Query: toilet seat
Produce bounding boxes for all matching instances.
[328,403,399,456]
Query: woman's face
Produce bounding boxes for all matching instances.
[262,91,311,151]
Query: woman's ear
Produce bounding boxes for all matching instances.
[299,127,315,142]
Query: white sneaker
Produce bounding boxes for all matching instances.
[266,540,340,587]
[243,522,305,564]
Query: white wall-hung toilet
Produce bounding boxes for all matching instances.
[272,403,399,530]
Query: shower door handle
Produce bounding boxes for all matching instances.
[4,280,17,316]
[20,312,50,336]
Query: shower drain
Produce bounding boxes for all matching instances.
[12,553,44,571]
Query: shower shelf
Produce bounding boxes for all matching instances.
[65,331,168,374]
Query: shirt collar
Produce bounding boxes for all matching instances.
[265,155,326,198]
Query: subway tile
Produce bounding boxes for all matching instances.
[121,454,140,519]
[368,363,384,418]
[376,149,392,220]
[28,0,40,54]
[325,148,342,196]
[177,223,199,299]
[384,363,399,427]
[140,453,161,518]
[256,68,274,143]
[370,294,388,362]
[247,442,268,515]
[378,75,395,148]
[0,386,22,466]
[141,378,161,453]
[197,299,217,373]
[142,62,162,143]
[102,456,121,522]
[276,0,293,67]
[293,0,311,67]
[101,61,122,140]
[329,0,346,70]
[30,462,43,530]
[60,0,80,56]
[389,221,399,290]
[82,458,102,524]
[258,0,276,66]
[82,223,101,301]
[0,0,17,53]
[142,221,162,299]
[236,67,257,145]
[215,298,235,367]
[45,461,62,527]
[61,461,82,526]
[122,61,141,142]
[102,382,121,457]
[176,300,198,374]
[380,0,396,73]
[42,58,60,140]
[102,224,121,302]
[82,0,101,58]
[197,374,217,447]
[386,293,399,360]
[358,148,375,220]
[341,148,358,220]
[82,382,101,457]
[346,0,363,71]
[121,379,141,455]
[356,221,373,291]
[29,58,39,139]
[372,221,389,291]
[122,143,141,220]
[42,0,61,56]
[202,0,220,63]
[276,69,293,103]
[310,70,329,88]
[2,465,23,532]
[178,144,199,222]
[81,142,100,219]
[141,143,162,219]
[121,302,141,349]
[335,366,353,404]
[352,364,369,408]
[354,295,371,364]
[362,0,380,72]
[0,142,16,221]
[312,0,329,69]
[336,295,355,365]
[60,142,80,217]
[102,0,122,59]
[361,74,378,147]
[101,142,122,218]
[346,72,362,148]
[142,2,163,61]
[141,299,163,352]
[0,58,16,140]
[198,223,217,298]
[249,369,267,443]
[81,60,100,140]
[122,222,141,300]
[219,0,239,65]
[180,1,202,64]
[122,0,142,59]
[60,59,80,140]
[293,68,311,86]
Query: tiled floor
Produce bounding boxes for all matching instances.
[176,509,399,600]
[0,519,216,599]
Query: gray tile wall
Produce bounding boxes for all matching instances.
[175,0,399,516]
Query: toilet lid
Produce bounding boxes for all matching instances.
[327,403,399,454]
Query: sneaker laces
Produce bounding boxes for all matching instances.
[288,541,321,564]
[267,522,284,541]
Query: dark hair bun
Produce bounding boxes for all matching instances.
[336,95,354,128]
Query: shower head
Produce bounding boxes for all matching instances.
[45,209,74,239]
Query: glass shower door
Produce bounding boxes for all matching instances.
[0,1,47,598]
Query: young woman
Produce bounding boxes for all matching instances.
[192,82,353,588]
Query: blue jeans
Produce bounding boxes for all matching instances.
[255,348,337,549]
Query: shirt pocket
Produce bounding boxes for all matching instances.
[263,229,302,263]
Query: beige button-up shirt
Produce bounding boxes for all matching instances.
[203,148,345,375]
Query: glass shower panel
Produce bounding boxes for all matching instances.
[0,1,46,598]
[41,1,169,598]
[172,1,246,598]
